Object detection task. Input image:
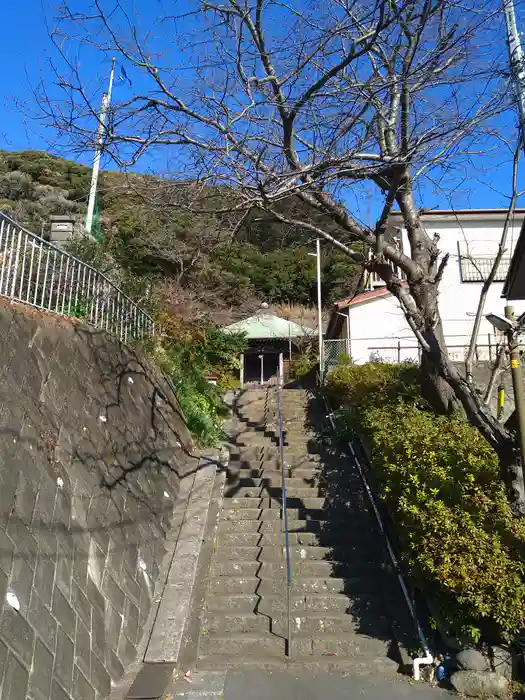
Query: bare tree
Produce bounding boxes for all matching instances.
[465,138,521,386]
[40,0,525,508]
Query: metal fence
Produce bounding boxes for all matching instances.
[459,255,511,283]
[324,338,349,372]
[0,212,155,343]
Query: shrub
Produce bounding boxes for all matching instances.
[290,344,318,380]
[143,324,246,447]
[146,338,228,447]
[326,361,420,413]
[326,362,525,643]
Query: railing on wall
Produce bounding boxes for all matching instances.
[0,212,155,342]
[366,261,407,290]
[365,340,523,365]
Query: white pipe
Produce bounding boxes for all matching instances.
[413,652,434,681]
[324,402,433,680]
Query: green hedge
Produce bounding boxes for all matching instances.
[326,363,525,643]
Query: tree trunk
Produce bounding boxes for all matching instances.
[420,321,462,415]
[409,280,525,513]
[422,330,525,514]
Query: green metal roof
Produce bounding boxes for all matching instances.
[223,313,316,340]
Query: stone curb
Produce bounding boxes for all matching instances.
[145,463,217,664]
[122,459,218,699]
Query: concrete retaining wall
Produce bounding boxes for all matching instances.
[0,300,196,700]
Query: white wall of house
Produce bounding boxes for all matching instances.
[349,296,416,363]
[348,211,525,364]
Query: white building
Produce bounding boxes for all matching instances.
[325,209,525,365]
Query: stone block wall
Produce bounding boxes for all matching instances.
[0,300,196,700]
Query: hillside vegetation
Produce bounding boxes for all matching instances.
[0,149,362,323]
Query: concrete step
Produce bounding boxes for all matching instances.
[231,443,322,457]
[277,418,313,425]
[202,611,390,636]
[215,530,367,547]
[227,451,322,464]
[230,421,316,436]
[228,438,323,455]
[231,435,280,446]
[231,468,321,479]
[226,467,322,480]
[220,500,364,518]
[209,559,366,579]
[205,592,381,614]
[230,458,320,469]
[227,476,320,489]
[266,415,311,424]
[216,518,348,534]
[220,504,329,520]
[214,544,379,562]
[228,448,322,463]
[208,575,378,595]
[225,486,322,499]
[197,653,398,675]
[202,612,268,634]
[282,437,320,447]
[199,632,393,660]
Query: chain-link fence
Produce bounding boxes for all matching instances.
[324,338,350,373]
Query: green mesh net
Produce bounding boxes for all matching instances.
[91,196,104,243]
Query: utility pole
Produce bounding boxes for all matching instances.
[316,238,324,382]
[503,0,525,145]
[85,58,116,235]
[308,240,324,381]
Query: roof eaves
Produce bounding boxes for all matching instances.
[389,208,525,221]
[335,288,391,310]
[503,217,525,298]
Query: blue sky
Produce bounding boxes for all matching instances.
[2,1,525,216]
[0,3,49,152]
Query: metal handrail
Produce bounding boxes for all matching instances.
[318,376,433,679]
[276,384,292,657]
[0,211,155,342]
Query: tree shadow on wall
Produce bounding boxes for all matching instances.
[0,322,226,571]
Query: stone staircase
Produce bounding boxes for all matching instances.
[195,388,414,674]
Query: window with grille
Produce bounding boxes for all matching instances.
[459,255,511,283]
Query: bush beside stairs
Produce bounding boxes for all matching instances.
[196,388,416,674]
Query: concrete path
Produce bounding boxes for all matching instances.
[170,668,452,700]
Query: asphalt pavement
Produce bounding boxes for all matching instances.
[170,668,453,700]
[224,670,452,700]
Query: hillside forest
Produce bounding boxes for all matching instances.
[0,149,364,326]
